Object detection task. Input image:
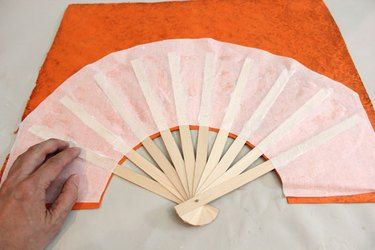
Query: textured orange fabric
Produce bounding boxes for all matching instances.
[287,193,375,204]
[2,0,374,208]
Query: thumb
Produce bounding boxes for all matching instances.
[49,174,79,223]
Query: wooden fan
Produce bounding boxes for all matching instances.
[2,39,374,226]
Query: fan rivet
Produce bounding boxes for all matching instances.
[195,199,199,202]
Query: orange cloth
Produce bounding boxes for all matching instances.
[2,0,374,208]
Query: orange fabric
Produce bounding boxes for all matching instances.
[287,193,375,204]
[1,0,374,208]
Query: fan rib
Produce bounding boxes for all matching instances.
[142,137,188,200]
[197,57,253,192]
[159,129,190,197]
[203,88,332,191]
[131,58,190,197]
[196,129,229,192]
[59,96,185,201]
[29,125,181,203]
[113,166,181,203]
[179,125,196,197]
[193,126,210,194]
[197,137,246,193]
[176,114,362,217]
[60,96,129,153]
[125,150,184,201]
[168,53,196,197]
[94,72,188,200]
[193,53,216,194]
[198,68,293,193]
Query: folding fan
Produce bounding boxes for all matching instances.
[1,39,374,226]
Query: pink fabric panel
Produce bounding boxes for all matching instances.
[60,65,140,148]
[230,51,295,135]
[276,110,375,196]
[3,103,118,203]
[93,55,159,138]
[2,38,374,204]
[7,127,110,203]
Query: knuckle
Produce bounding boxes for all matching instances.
[13,181,35,200]
[27,144,39,154]
[15,152,29,165]
[21,146,40,161]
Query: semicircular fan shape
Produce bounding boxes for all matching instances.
[2,39,374,226]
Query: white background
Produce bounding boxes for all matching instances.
[0,1,374,249]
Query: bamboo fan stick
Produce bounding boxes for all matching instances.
[28,125,181,203]
[193,126,209,194]
[168,52,196,197]
[140,137,187,199]
[196,130,228,191]
[179,125,195,196]
[196,57,253,192]
[94,73,188,200]
[159,129,189,194]
[113,166,180,203]
[197,137,245,193]
[124,150,183,199]
[131,58,190,197]
[197,68,293,192]
[177,161,274,217]
[59,96,184,201]
[175,114,362,217]
[192,53,216,194]
[204,88,331,191]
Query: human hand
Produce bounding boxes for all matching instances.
[0,139,81,249]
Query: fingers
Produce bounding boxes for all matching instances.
[31,147,81,189]
[6,139,70,184]
[49,175,79,225]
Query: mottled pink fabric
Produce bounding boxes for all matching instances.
[2,39,374,204]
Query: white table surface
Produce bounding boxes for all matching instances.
[0,1,374,249]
